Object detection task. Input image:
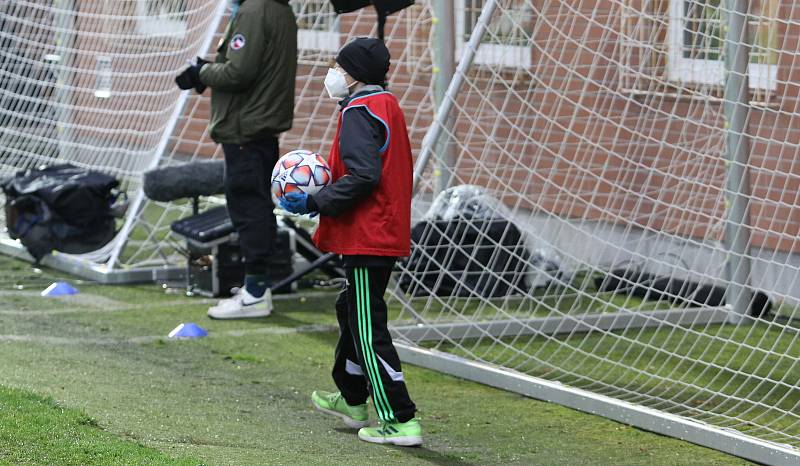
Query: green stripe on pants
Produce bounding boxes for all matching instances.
[355,268,391,422]
[362,268,395,422]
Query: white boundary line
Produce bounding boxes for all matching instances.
[0,324,337,346]
[0,298,214,316]
[0,291,339,316]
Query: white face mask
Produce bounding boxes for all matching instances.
[324,68,351,100]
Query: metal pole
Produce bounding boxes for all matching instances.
[432,0,456,194]
[413,0,499,193]
[52,0,76,161]
[107,0,229,270]
[723,0,753,321]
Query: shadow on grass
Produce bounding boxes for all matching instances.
[387,445,478,466]
[331,429,478,466]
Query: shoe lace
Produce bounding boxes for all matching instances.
[330,393,351,410]
[377,417,419,433]
[375,420,397,434]
[224,293,244,306]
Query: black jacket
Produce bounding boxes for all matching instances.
[310,86,386,217]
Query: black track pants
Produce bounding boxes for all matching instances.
[222,137,279,275]
[332,266,417,423]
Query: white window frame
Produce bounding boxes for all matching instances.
[293,1,341,53]
[135,0,188,39]
[455,0,533,68]
[667,0,777,90]
[298,24,340,53]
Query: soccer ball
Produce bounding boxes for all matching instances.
[271,149,332,200]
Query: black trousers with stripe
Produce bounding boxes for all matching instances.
[332,266,416,423]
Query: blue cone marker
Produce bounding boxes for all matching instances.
[168,322,208,339]
[41,282,78,297]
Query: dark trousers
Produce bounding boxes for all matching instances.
[222,137,279,276]
[332,266,416,423]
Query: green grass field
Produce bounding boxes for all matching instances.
[0,255,754,465]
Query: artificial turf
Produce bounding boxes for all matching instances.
[0,255,754,465]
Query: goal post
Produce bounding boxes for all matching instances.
[104,0,230,273]
[722,0,753,321]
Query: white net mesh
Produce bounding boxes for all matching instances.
[0,1,436,269]
[0,0,228,265]
[391,0,800,452]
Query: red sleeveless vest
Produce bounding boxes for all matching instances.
[313,91,413,257]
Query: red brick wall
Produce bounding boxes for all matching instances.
[439,0,800,254]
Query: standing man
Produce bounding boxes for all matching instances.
[176,0,297,319]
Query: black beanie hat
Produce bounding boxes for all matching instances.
[336,37,390,86]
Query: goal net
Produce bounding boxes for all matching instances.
[390,0,800,462]
[0,1,435,272]
[0,0,229,268]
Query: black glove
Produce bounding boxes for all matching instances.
[175,57,210,94]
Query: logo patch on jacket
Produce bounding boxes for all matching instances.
[230,34,246,50]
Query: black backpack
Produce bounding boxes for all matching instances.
[3,164,121,261]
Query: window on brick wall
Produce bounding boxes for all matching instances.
[667,0,778,90]
[456,0,534,68]
[291,0,340,53]
[135,0,188,39]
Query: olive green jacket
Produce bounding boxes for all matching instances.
[200,0,297,144]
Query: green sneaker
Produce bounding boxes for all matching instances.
[311,390,369,428]
[358,418,423,447]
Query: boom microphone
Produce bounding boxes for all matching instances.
[143,160,225,202]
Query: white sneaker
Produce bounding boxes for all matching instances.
[208,287,272,319]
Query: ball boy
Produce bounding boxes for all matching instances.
[280,37,421,446]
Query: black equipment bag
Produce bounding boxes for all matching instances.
[398,219,530,298]
[2,164,120,261]
[330,0,414,15]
